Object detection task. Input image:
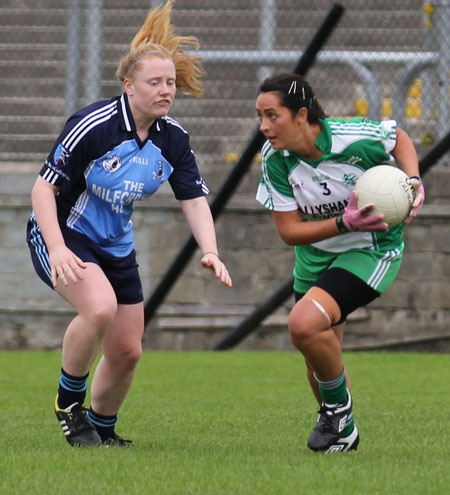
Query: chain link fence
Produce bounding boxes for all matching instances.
[0,0,449,177]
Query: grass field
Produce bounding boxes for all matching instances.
[0,350,449,495]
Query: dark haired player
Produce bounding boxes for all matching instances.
[255,72,424,452]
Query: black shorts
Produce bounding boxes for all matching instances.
[27,220,143,305]
[294,267,380,325]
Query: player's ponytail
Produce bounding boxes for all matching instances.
[116,0,204,98]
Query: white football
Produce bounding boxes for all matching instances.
[354,165,416,226]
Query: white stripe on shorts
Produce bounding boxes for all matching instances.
[367,249,401,290]
[29,214,52,280]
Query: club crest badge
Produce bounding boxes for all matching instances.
[53,144,70,168]
[102,156,122,173]
[342,173,358,186]
[152,160,165,180]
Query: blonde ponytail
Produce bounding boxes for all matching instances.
[116,0,204,98]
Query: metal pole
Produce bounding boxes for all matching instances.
[65,0,82,116]
[143,3,346,325]
[258,0,277,83]
[347,59,381,121]
[392,57,438,129]
[435,0,450,138]
[84,0,104,104]
[421,1,436,125]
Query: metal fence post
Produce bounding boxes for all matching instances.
[258,0,277,83]
[84,0,104,104]
[436,0,450,138]
[65,0,82,116]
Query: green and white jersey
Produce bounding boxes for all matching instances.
[256,117,405,254]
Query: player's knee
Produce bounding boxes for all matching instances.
[86,300,118,330]
[109,343,142,372]
[288,310,313,346]
[125,344,143,370]
[288,298,330,347]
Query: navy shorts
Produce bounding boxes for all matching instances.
[27,219,143,305]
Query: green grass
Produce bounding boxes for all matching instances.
[0,350,449,495]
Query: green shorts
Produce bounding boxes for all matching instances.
[293,244,404,295]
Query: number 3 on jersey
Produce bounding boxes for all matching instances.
[320,181,331,196]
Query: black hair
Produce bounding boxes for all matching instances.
[258,73,327,124]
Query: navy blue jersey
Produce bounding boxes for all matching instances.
[34,93,208,257]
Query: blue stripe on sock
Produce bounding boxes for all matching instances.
[59,374,88,392]
[88,410,117,428]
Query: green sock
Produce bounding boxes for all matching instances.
[317,369,347,405]
[316,369,355,436]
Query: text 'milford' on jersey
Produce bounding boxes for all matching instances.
[38,93,209,257]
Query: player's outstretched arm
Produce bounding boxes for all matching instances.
[179,197,232,287]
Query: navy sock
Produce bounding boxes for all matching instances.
[57,368,89,409]
[88,408,117,440]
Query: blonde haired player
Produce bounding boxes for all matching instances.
[27,0,231,447]
[256,72,424,452]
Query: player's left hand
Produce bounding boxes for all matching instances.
[404,177,425,224]
[201,252,232,287]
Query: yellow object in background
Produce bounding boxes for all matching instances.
[223,152,261,164]
[354,98,368,117]
[354,80,422,119]
[381,99,392,119]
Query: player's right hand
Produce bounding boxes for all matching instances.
[342,190,388,232]
[49,245,87,287]
[200,252,232,287]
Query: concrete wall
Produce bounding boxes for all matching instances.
[0,162,449,351]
